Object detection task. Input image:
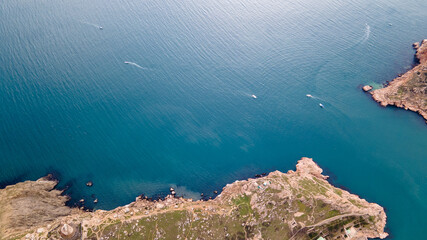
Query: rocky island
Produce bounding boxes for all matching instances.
[0,158,387,240]
[367,39,427,122]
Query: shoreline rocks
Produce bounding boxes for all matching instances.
[362,85,373,92]
[0,158,388,240]
[413,42,420,49]
[370,39,427,123]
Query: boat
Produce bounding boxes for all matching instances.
[306,94,313,98]
[99,26,103,30]
[319,103,324,108]
[251,95,257,99]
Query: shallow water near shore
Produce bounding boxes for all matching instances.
[1,0,426,238]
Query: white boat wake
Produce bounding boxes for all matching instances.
[80,21,103,30]
[310,23,372,93]
[306,94,327,109]
[360,23,370,43]
[124,61,150,70]
[306,94,326,102]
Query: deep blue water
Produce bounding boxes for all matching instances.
[1,0,426,238]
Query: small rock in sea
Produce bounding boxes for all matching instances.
[79,199,85,203]
[255,174,262,178]
[94,199,98,204]
[213,190,218,194]
[170,187,174,192]
[86,181,93,187]
[171,190,176,195]
[362,85,373,92]
[200,193,204,196]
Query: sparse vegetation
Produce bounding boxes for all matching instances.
[333,189,343,197]
[1,158,387,240]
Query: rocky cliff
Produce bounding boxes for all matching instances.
[369,39,427,122]
[0,158,388,240]
[0,176,76,239]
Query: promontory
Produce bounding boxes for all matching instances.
[0,158,387,240]
[368,39,427,122]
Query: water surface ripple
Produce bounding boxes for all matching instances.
[1,0,426,238]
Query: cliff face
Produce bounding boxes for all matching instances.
[370,39,427,122]
[0,176,74,239]
[0,158,388,240]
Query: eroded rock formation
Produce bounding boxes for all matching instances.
[0,176,76,239]
[0,158,387,240]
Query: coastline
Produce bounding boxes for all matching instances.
[0,157,388,240]
[365,39,427,123]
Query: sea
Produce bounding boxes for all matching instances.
[1,0,426,238]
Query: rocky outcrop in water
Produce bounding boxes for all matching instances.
[0,158,387,240]
[362,85,373,92]
[370,39,427,123]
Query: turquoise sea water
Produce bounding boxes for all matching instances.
[1,0,426,238]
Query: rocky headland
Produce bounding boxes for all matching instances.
[366,39,427,122]
[0,158,388,240]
